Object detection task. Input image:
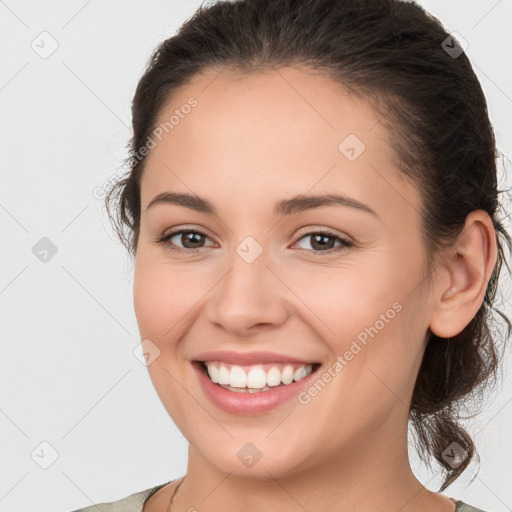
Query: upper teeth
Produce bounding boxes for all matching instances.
[204,362,314,389]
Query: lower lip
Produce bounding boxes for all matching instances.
[193,362,320,415]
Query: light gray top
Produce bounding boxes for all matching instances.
[67,480,172,512]
[67,480,490,512]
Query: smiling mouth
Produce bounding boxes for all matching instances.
[195,361,322,393]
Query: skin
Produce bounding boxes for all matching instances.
[135,66,497,512]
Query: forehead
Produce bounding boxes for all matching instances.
[141,66,421,225]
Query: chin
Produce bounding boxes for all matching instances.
[188,433,317,481]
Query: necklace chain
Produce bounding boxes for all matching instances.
[166,476,185,512]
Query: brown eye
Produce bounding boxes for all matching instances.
[174,231,206,249]
[157,229,215,253]
[294,231,353,254]
[156,228,353,256]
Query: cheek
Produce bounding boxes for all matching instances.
[133,253,186,341]
[133,251,217,345]
[280,259,401,347]
[133,253,200,427]
[284,254,425,375]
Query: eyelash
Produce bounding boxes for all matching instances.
[155,228,354,256]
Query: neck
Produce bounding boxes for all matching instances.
[170,412,453,512]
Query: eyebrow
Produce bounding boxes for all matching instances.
[145,192,379,218]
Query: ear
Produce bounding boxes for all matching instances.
[429,210,498,339]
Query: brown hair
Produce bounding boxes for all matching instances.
[105,0,511,491]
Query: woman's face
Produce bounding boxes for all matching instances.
[133,66,435,478]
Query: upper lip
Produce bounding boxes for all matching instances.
[193,350,319,366]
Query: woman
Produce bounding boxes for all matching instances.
[70,0,511,510]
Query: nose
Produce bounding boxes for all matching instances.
[204,253,290,337]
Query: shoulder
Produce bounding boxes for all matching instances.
[66,481,171,512]
[454,500,493,512]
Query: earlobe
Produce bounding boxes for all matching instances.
[429,210,497,339]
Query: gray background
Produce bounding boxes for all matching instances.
[1,1,511,511]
